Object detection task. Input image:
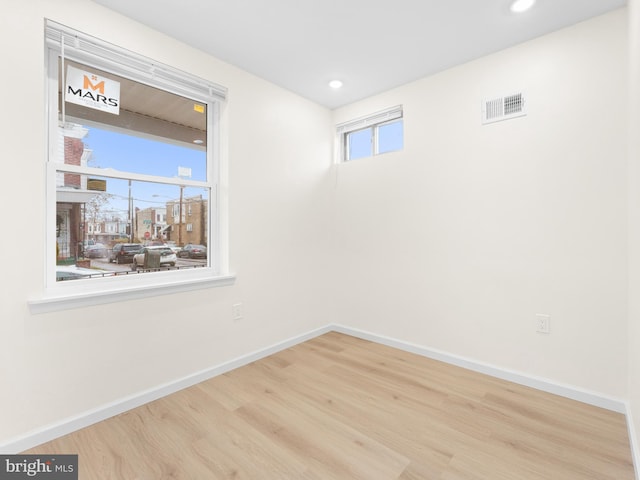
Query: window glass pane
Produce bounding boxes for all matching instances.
[55,176,209,280]
[59,60,207,180]
[54,58,211,282]
[377,119,403,154]
[80,127,206,181]
[347,128,372,160]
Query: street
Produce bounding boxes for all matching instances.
[88,256,207,272]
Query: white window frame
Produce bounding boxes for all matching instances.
[337,105,403,162]
[29,21,233,313]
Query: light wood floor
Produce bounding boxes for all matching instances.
[26,332,634,479]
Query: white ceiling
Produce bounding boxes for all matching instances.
[92,0,626,109]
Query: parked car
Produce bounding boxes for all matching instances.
[109,243,142,264]
[164,242,181,254]
[177,244,207,259]
[84,243,108,258]
[132,246,177,269]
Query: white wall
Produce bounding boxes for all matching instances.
[0,0,334,444]
[628,0,640,469]
[0,0,633,450]
[331,9,629,398]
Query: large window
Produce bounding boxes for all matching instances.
[337,105,403,161]
[38,21,231,309]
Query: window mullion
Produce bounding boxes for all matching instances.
[372,126,378,156]
[53,164,209,189]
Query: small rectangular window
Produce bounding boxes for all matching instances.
[337,105,403,161]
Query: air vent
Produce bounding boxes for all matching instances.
[482,92,526,124]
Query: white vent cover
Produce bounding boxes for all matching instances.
[482,92,526,124]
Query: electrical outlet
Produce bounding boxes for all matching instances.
[232,303,243,321]
[536,313,550,334]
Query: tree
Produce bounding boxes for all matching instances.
[86,192,113,225]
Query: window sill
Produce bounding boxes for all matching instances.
[28,273,236,314]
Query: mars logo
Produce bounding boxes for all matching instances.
[0,455,77,479]
[83,74,105,95]
[65,64,120,115]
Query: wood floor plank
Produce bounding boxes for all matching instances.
[24,332,635,479]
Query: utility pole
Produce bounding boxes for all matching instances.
[128,179,133,243]
[178,185,183,246]
[176,166,191,246]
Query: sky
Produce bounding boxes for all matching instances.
[81,127,207,218]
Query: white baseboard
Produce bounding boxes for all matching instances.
[626,403,640,480]
[331,324,627,413]
[0,322,630,456]
[0,325,333,454]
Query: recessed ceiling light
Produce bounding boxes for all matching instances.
[510,0,535,13]
[193,139,204,144]
[329,80,343,89]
